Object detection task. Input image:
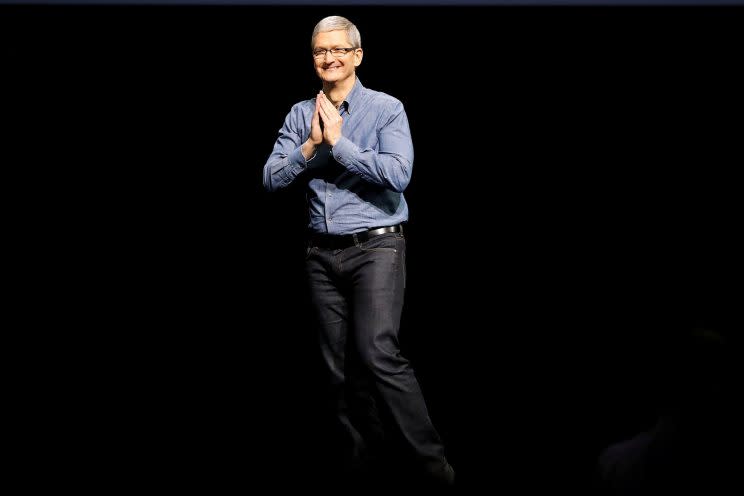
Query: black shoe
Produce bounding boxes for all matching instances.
[423,461,455,489]
[437,462,456,486]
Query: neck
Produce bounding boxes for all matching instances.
[323,76,356,108]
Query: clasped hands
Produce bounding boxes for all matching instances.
[309,90,343,148]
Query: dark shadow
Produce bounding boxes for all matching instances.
[596,325,740,495]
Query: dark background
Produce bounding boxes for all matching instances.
[5,4,741,492]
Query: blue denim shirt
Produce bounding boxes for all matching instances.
[263,78,413,235]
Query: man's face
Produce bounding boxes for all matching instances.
[312,30,362,84]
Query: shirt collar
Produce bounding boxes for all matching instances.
[342,77,364,115]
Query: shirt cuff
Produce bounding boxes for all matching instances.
[289,146,313,168]
[331,136,356,164]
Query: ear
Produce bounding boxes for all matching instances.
[353,48,363,68]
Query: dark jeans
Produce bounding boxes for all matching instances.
[305,231,446,475]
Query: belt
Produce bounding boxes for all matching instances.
[309,224,403,249]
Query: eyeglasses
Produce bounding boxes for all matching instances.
[312,47,357,59]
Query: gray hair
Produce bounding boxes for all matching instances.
[311,16,361,49]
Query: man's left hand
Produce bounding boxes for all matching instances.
[318,92,343,146]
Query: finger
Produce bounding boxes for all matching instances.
[318,99,332,121]
[313,95,323,125]
[318,107,330,125]
[318,92,336,114]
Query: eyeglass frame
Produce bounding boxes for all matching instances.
[312,47,359,59]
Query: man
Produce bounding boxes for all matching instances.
[262,15,454,487]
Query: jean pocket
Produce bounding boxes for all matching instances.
[358,233,400,252]
[305,245,317,259]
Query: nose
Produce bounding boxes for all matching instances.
[323,51,335,63]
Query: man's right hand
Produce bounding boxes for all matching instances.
[302,92,323,160]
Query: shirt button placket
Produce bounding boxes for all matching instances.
[327,189,333,225]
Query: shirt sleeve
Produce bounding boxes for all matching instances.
[262,104,315,192]
[330,99,413,193]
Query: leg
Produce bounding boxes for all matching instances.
[342,233,450,480]
[305,246,381,470]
